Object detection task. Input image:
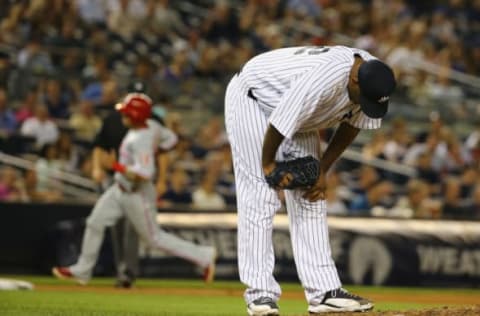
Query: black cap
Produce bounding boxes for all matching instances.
[358,59,396,118]
[128,81,146,93]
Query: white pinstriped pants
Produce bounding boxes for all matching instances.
[225,74,341,305]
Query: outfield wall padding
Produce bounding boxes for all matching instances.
[1,203,479,287]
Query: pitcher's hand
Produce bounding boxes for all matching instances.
[303,168,327,202]
[263,162,293,189]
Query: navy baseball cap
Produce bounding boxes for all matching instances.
[358,59,396,118]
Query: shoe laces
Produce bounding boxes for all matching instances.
[255,297,275,304]
[333,288,362,299]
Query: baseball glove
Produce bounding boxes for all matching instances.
[265,156,320,190]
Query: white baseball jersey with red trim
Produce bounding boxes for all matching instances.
[225,45,382,305]
[69,120,213,282]
[115,119,178,191]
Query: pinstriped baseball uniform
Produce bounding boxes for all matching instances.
[69,120,214,282]
[224,45,381,305]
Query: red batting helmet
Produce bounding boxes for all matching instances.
[116,93,152,125]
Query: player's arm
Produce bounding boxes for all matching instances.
[319,122,360,172]
[91,119,111,183]
[92,147,107,183]
[262,124,284,172]
[112,151,154,182]
[111,160,151,182]
[303,122,359,201]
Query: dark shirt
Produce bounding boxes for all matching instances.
[442,202,472,220]
[418,167,440,184]
[0,110,17,133]
[93,111,128,153]
[161,188,192,204]
[44,95,70,119]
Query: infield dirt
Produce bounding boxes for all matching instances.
[311,306,480,316]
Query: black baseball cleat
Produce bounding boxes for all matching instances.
[308,288,373,314]
[115,268,135,289]
[114,278,134,289]
[247,297,279,316]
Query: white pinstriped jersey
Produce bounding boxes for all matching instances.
[239,45,381,139]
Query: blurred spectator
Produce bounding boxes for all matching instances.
[350,180,395,215]
[81,79,118,109]
[386,21,426,85]
[69,99,102,141]
[351,166,380,195]
[165,112,187,137]
[147,0,186,36]
[75,0,108,25]
[465,127,480,151]
[468,184,480,219]
[160,167,193,206]
[20,104,59,148]
[161,40,194,87]
[207,146,235,205]
[382,117,411,163]
[56,132,80,172]
[403,133,440,166]
[101,80,119,107]
[167,137,198,173]
[432,131,472,173]
[459,167,478,198]
[287,0,321,17]
[0,2,25,45]
[42,78,70,119]
[35,143,62,193]
[83,54,111,84]
[326,171,348,215]
[129,57,162,101]
[389,179,441,218]
[196,116,228,151]
[441,177,470,219]
[46,19,84,51]
[15,88,38,124]
[23,168,62,202]
[0,166,22,202]
[202,1,240,43]
[192,163,226,210]
[107,0,147,39]
[362,131,387,160]
[414,152,441,192]
[17,36,54,77]
[0,87,17,136]
[257,24,285,50]
[0,51,12,89]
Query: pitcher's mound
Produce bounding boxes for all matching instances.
[311,305,480,316]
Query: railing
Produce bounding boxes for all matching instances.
[0,151,99,200]
[342,148,417,177]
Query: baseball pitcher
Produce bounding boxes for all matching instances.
[53,93,216,284]
[224,45,396,315]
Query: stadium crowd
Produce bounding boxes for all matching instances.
[0,0,479,219]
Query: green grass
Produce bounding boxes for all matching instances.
[0,276,477,316]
